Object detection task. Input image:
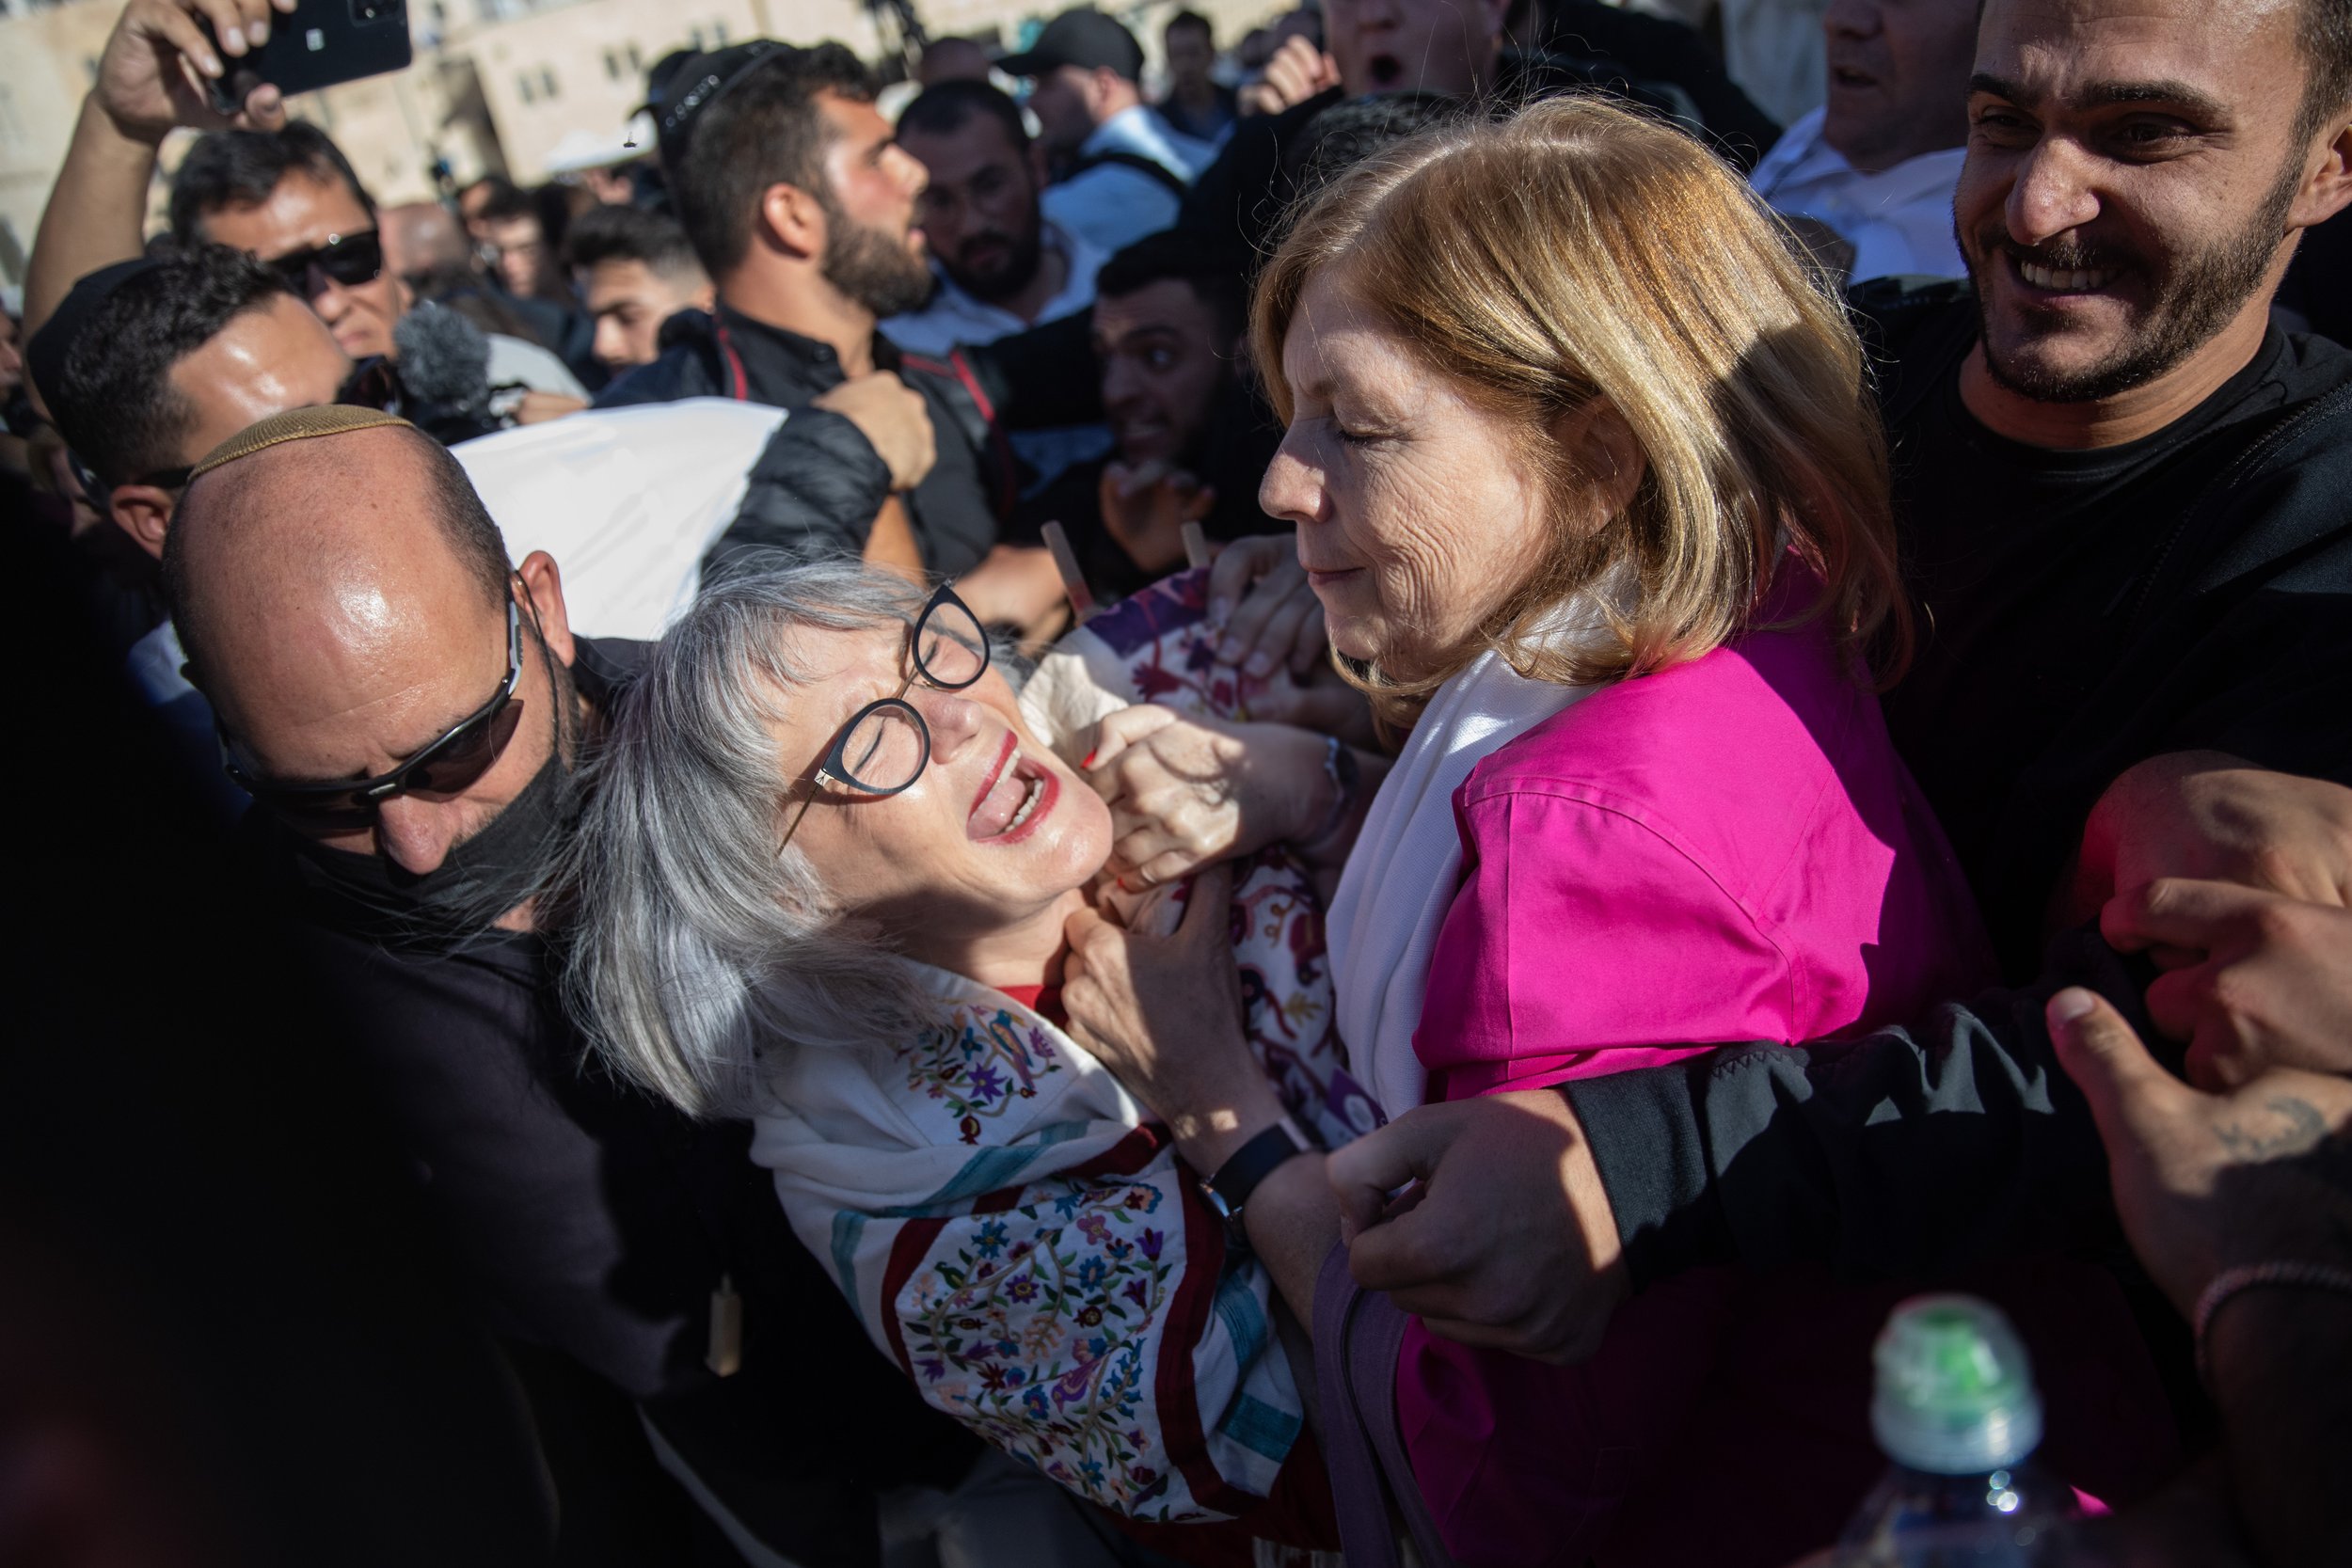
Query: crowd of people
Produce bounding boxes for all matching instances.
[2,0,2347,1564]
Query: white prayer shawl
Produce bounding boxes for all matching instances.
[454,398,787,641]
[752,960,1305,1522]
[1327,646,1599,1117]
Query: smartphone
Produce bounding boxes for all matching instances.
[204,0,412,116]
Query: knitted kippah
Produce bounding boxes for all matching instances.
[188,405,416,482]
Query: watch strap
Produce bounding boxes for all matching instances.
[1199,1116,1315,1234]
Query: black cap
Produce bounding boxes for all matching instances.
[999,8,1144,81]
[651,40,785,170]
[26,256,167,412]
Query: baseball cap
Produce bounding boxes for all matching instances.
[999,8,1144,81]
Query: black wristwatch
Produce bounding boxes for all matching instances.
[1198,1116,1317,1250]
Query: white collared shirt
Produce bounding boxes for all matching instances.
[1040,105,1190,258]
[882,219,1107,358]
[1750,105,1967,281]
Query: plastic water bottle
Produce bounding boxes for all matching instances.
[1832,1294,2079,1567]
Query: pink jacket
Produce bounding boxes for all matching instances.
[1395,610,2173,1566]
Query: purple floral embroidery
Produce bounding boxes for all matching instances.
[897,1177,1179,1513]
[898,1005,1064,1147]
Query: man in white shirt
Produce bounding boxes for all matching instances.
[1748,0,1979,280]
[1001,8,1193,256]
[883,81,1105,357]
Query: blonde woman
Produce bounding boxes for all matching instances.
[1058,98,2171,1563]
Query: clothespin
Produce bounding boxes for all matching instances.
[1181,519,1212,571]
[707,1273,742,1377]
[1041,520,1098,622]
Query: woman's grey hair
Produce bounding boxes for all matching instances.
[564,558,946,1117]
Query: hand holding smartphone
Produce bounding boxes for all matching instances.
[202,0,411,116]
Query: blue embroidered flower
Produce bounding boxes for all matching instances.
[974,1219,1009,1259]
[1075,1256,1109,1291]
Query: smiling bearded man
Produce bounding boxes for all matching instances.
[1859,0,2352,976]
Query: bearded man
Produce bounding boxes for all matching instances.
[597,42,1059,631]
[1866,0,2352,974]
[883,80,1105,358]
[1309,0,2352,1463]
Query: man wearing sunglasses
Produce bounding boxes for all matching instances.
[160,404,984,1561]
[24,0,579,403]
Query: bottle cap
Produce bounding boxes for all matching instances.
[1869,1294,2044,1474]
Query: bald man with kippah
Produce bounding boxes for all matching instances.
[163,406,987,1562]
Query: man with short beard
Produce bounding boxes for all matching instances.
[23,1,589,417]
[1269,0,2352,1510]
[599,42,1060,631]
[1869,0,2352,975]
[882,81,1105,358]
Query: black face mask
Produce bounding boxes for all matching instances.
[284,743,577,946]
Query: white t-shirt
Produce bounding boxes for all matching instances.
[882,219,1106,358]
[1750,105,1967,281]
[1039,105,1189,258]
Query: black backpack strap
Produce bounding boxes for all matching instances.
[1067,148,1189,200]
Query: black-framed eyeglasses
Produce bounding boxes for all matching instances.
[269,229,385,299]
[223,586,528,830]
[65,358,402,500]
[775,585,990,858]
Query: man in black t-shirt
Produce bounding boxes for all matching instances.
[1314,0,2352,1393]
[1867,0,2352,974]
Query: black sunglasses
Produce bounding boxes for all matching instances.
[269,229,385,298]
[68,358,402,499]
[775,585,991,857]
[224,591,527,829]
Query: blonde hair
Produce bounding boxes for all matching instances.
[1252,96,1910,718]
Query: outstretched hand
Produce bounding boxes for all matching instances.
[1206,533,1327,680]
[1327,1090,1629,1363]
[2045,986,2352,1320]
[1239,35,1342,118]
[97,0,296,141]
[2101,878,2352,1087]
[1099,460,1212,575]
[2070,754,2352,926]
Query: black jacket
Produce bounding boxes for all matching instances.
[236,638,976,1562]
[1574,288,2352,1292]
[706,400,897,579]
[597,304,1012,578]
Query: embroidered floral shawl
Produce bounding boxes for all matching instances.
[749,573,1378,1523]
